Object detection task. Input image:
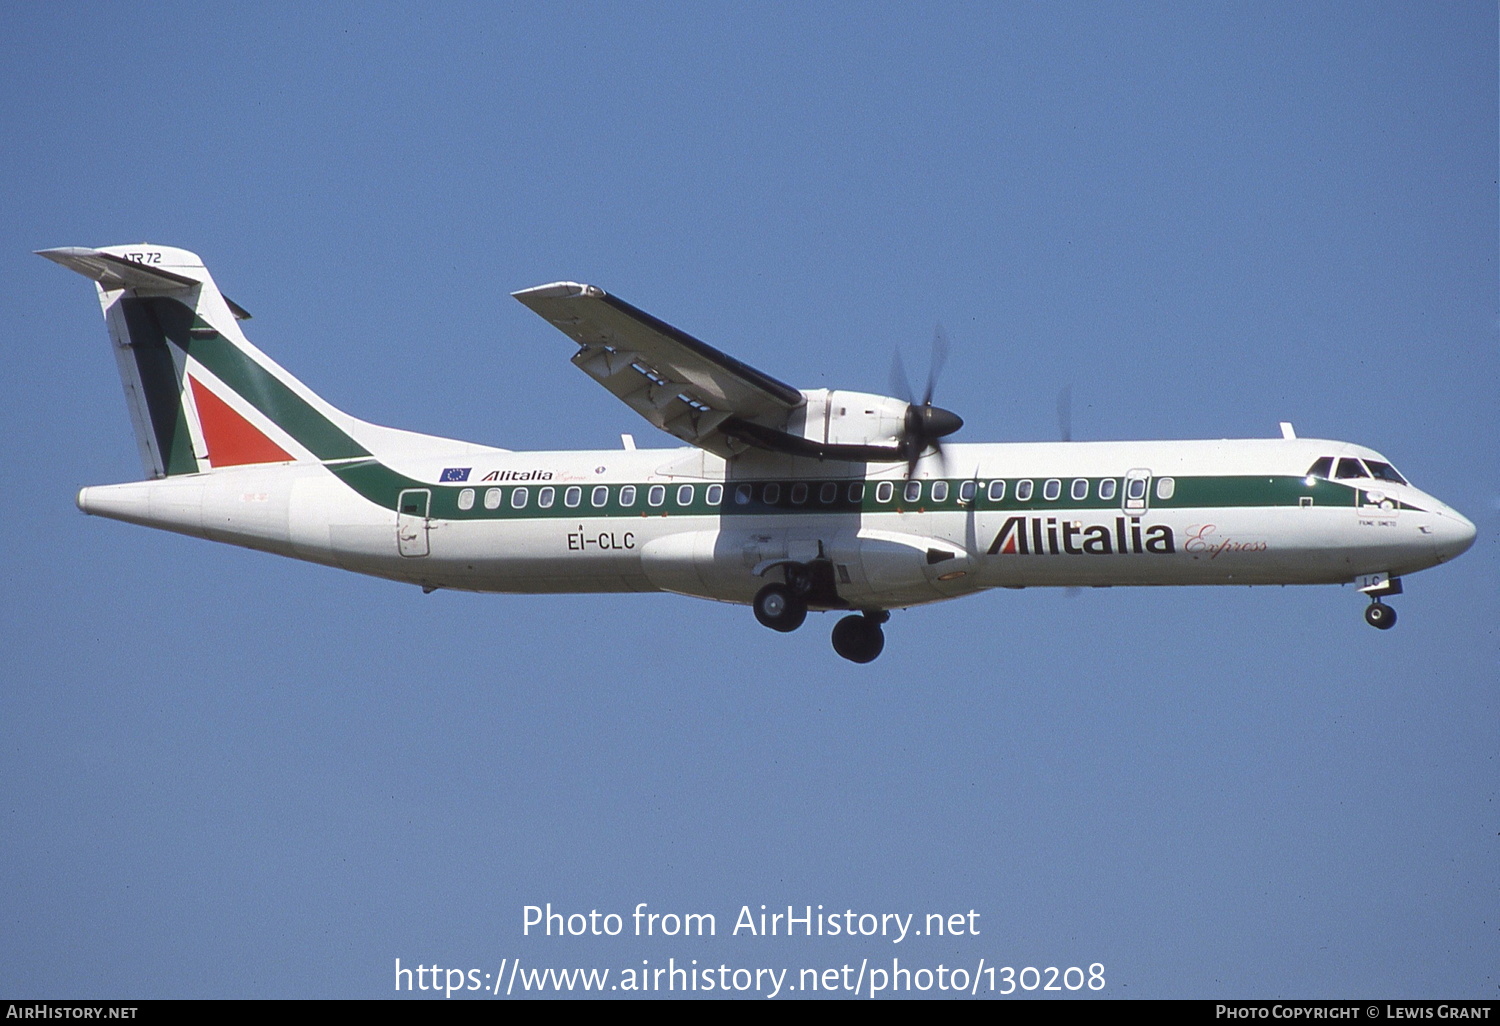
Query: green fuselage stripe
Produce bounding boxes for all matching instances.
[320,469,1378,522]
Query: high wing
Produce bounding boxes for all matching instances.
[512,282,806,458]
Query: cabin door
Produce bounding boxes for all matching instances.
[397,488,431,557]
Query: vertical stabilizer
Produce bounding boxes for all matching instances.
[39,244,370,478]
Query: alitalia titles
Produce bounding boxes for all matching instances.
[988,515,1175,557]
[480,469,555,482]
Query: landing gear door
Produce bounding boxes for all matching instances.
[397,488,431,557]
[1123,469,1152,515]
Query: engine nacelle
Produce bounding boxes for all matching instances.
[791,389,910,449]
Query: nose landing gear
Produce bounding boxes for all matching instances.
[1364,601,1397,630]
[1359,574,1402,630]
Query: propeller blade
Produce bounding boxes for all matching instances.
[890,350,914,405]
[1057,384,1073,443]
[924,324,949,407]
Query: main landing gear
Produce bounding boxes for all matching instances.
[831,610,888,664]
[752,582,807,633]
[751,565,889,663]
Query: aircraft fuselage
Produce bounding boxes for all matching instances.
[45,243,1475,661]
[76,437,1475,611]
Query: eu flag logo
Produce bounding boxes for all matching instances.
[440,467,471,482]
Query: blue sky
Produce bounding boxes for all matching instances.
[2,2,1494,999]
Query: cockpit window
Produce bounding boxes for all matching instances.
[1363,460,1407,485]
[1335,458,1368,480]
[1304,457,1334,479]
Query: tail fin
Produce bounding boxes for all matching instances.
[39,244,370,478]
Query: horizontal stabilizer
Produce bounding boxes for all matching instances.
[37,247,251,319]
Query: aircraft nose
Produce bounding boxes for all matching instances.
[1432,506,1477,562]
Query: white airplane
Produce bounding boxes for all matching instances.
[43,244,1476,662]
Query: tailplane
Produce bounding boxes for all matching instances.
[40,244,371,478]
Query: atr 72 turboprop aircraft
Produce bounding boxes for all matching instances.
[44,244,1475,662]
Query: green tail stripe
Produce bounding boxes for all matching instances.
[119,299,199,475]
[133,296,371,462]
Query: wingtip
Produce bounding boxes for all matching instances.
[511,281,605,302]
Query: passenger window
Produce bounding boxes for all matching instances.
[1043,479,1061,501]
[1015,479,1034,501]
[988,480,1006,502]
[677,485,695,506]
[819,482,837,504]
[706,484,723,505]
[485,487,503,510]
[790,483,808,505]
[1364,460,1407,485]
[511,487,529,509]
[1127,477,1147,500]
[564,486,582,508]
[590,486,607,508]
[848,482,865,502]
[876,481,894,503]
[1070,478,1088,501]
[537,486,554,509]
[1305,457,1334,480]
[1156,477,1175,500]
[734,483,752,505]
[904,481,922,503]
[619,485,636,506]
[763,483,780,504]
[1098,479,1117,501]
[458,488,475,511]
[959,480,976,502]
[931,481,949,502]
[1336,458,1368,480]
[648,485,665,507]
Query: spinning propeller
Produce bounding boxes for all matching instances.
[890,325,964,476]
